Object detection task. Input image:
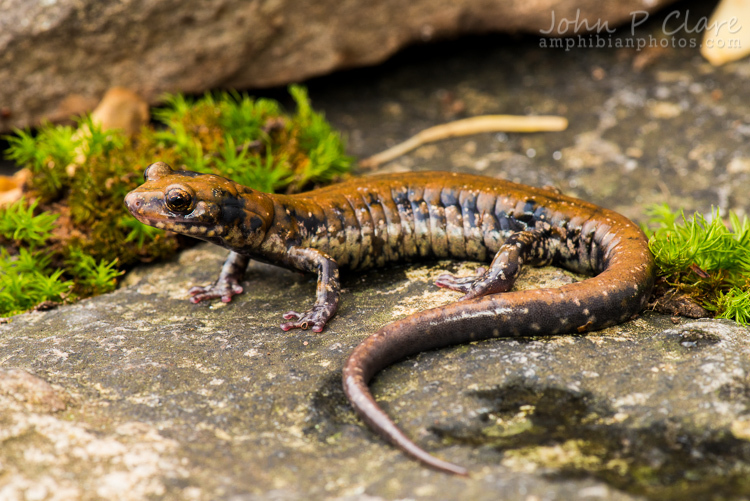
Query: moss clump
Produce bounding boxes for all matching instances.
[0,197,121,316]
[645,204,750,324]
[1,85,353,317]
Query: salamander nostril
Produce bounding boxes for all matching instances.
[124,193,142,211]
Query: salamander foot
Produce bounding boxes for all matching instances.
[281,304,335,332]
[435,267,487,293]
[188,279,244,303]
[435,265,517,301]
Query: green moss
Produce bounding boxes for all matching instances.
[0,197,58,248]
[0,198,74,315]
[1,86,353,318]
[644,204,750,324]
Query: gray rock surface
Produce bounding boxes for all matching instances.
[4,2,750,499]
[0,0,676,132]
[2,248,750,500]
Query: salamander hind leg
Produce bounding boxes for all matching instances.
[435,228,555,301]
[189,252,250,303]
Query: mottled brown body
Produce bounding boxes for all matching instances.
[274,172,591,270]
[126,162,655,476]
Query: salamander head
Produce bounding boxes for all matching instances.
[125,162,274,251]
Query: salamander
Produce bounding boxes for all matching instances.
[125,161,655,476]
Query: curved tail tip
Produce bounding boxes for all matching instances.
[425,456,470,477]
[443,463,470,477]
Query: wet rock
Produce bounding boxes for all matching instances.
[0,0,674,132]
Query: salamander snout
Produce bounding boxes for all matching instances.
[124,191,142,212]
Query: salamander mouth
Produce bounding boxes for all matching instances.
[130,212,215,236]
[125,193,216,237]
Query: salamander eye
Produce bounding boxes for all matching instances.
[144,162,174,181]
[165,188,193,213]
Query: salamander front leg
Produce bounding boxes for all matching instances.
[189,251,250,303]
[280,247,340,333]
[435,228,554,300]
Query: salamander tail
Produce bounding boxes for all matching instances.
[342,361,469,476]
